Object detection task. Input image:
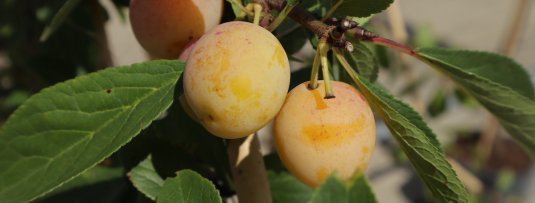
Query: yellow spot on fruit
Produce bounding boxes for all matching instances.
[230,76,252,100]
[362,146,369,155]
[274,46,286,68]
[220,49,231,71]
[302,115,365,147]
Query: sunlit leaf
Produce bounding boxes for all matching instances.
[156,170,221,203]
[334,0,393,17]
[0,60,183,202]
[418,48,535,155]
[309,174,377,203]
[268,171,312,203]
[128,156,164,201]
[335,50,469,202]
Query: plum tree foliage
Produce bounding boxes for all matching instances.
[0,0,533,203]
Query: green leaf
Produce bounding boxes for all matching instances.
[344,42,379,82]
[268,171,313,203]
[39,166,126,203]
[146,101,232,190]
[334,0,393,17]
[309,174,377,203]
[128,156,164,201]
[44,166,124,198]
[347,175,377,203]
[1,90,31,110]
[0,60,184,203]
[417,48,535,155]
[309,175,347,203]
[156,170,221,203]
[351,76,469,202]
[417,48,534,99]
[427,89,448,117]
[39,0,82,42]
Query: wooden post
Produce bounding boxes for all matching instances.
[227,134,272,203]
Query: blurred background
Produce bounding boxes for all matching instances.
[1,0,534,202]
[369,1,535,202]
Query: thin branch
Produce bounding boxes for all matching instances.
[264,0,414,57]
[500,0,532,56]
[368,36,417,56]
[322,0,344,21]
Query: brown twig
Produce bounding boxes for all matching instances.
[263,0,417,55]
[368,36,416,56]
[500,0,532,56]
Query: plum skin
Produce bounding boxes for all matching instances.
[129,0,222,59]
[273,81,376,187]
[183,21,290,139]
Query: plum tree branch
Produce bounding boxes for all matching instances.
[258,0,417,55]
[260,0,333,38]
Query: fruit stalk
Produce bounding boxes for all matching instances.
[333,47,358,81]
[252,3,263,25]
[226,134,272,203]
[308,45,322,89]
[318,40,335,98]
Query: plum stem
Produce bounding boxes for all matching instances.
[308,43,322,90]
[333,47,359,84]
[319,40,335,99]
[252,3,263,26]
